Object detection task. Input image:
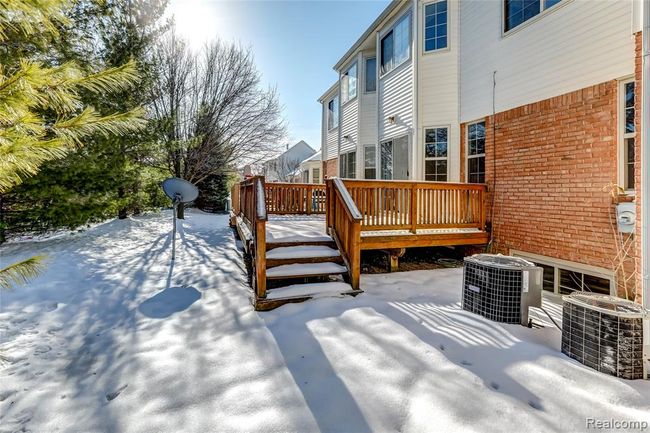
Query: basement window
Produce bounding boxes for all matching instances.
[512,251,614,296]
[340,151,356,179]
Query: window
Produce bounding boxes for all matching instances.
[381,13,411,75]
[504,0,563,32]
[424,127,448,181]
[467,121,485,183]
[340,151,356,178]
[364,145,376,179]
[380,140,393,179]
[301,171,309,183]
[327,95,339,130]
[312,168,320,184]
[424,1,447,52]
[620,80,636,191]
[514,252,614,296]
[365,57,376,92]
[341,62,357,103]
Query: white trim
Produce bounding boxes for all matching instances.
[327,95,339,132]
[363,144,377,179]
[363,56,377,94]
[501,0,572,38]
[422,0,450,55]
[618,76,636,193]
[341,60,359,106]
[422,125,450,182]
[465,120,486,183]
[512,250,616,296]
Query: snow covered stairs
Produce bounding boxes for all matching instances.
[256,241,362,311]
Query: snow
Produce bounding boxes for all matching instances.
[1,209,649,433]
[266,262,347,278]
[266,282,353,300]
[266,245,340,260]
[265,215,332,243]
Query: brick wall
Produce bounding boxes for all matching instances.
[461,81,638,298]
[323,158,338,178]
[634,31,643,304]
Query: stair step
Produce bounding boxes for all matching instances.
[266,240,336,250]
[266,262,348,280]
[266,245,340,260]
[265,282,354,301]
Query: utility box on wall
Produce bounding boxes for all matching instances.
[616,202,636,233]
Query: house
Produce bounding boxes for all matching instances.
[294,151,322,183]
[263,140,316,182]
[319,0,645,302]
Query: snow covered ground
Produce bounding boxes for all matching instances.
[1,210,649,433]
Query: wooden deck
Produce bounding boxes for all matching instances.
[231,176,488,310]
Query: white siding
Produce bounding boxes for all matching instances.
[340,97,359,154]
[460,0,636,122]
[320,88,339,164]
[416,0,460,181]
[379,59,414,140]
[359,52,378,150]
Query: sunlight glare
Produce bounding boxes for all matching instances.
[169,0,230,48]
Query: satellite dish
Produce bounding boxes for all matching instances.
[162,177,199,204]
[161,177,199,261]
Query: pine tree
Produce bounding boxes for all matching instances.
[0,0,145,288]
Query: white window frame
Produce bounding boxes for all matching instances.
[327,95,339,131]
[465,120,486,184]
[312,167,321,184]
[364,56,377,93]
[618,77,636,193]
[502,0,568,37]
[341,61,358,105]
[379,11,412,77]
[512,250,615,297]
[423,0,449,54]
[423,125,449,182]
[339,151,356,179]
[363,144,377,179]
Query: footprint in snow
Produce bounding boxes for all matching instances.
[45,302,59,312]
[34,345,51,355]
[106,384,128,402]
[489,381,500,390]
[460,360,472,366]
[528,400,543,411]
[439,344,445,351]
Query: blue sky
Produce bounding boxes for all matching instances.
[169,0,390,152]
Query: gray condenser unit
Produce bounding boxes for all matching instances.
[562,292,648,380]
[462,254,543,326]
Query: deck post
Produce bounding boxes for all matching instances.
[254,220,266,298]
[349,220,361,290]
[410,184,418,233]
[386,248,406,272]
[306,184,312,215]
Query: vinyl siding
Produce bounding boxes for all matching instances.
[460,0,636,122]
[417,0,460,181]
[321,89,339,164]
[379,58,414,140]
[340,97,359,154]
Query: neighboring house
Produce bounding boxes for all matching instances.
[319,0,644,301]
[264,140,316,182]
[295,151,322,183]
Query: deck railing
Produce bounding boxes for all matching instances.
[342,180,486,233]
[325,178,362,289]
[264,182,326,214]
[234,176,267,299]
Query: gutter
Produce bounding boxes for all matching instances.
[643,0,650,308]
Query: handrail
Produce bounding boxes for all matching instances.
[326,177,361,290]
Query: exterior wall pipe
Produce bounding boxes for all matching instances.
[643,0,650,308]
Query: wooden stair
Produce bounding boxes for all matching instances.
[256,237,362,311]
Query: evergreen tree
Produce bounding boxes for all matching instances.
[0,0,145,287]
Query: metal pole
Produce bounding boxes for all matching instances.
[643,0,650,308]
[172,202,177,261]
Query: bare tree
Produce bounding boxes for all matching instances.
[149,31,286,216]
[265,155,302,182]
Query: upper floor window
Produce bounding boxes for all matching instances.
[620,80,636,191]
[424,0,447,52]
[424,127,448,181]
[504,0,562,33]
[467,121,485,183]
[365,57,376,92]
[341,62,357,103]
[381,13,411,75]
[327,95,339,130]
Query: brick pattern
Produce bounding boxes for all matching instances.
[634,31,643,304]
[323,158,338,178]
[461,81,638,298]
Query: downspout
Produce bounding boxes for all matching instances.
[642,0,650,308]
[376,30,381,176]
[338,70,342,177]
[412,0,419,180]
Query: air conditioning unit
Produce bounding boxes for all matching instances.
[562,292,648,380]
[462,254,543,326]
